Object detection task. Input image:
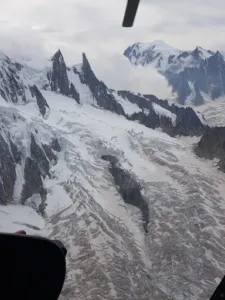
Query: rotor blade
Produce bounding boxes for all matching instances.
[122,0,140,27]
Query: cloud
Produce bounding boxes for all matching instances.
[0,24,47,60]
[0,0,163,63]
[0,0,224,99]
[89,53,173,99]
[1,0,225,61]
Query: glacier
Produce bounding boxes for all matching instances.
[0,49,225,300]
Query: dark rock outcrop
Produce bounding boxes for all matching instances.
[51,138,61,152]
[30,134,51,178]
[21,157,47,213]
[0,123,61,209]
[0,133,17,204]
[47,50,80,103]
[117,91,168,131]
[101,155,118,165]
[117,91,206,136]
[117,91,153,111]
[9,139,21,164]
[165,51,225,105]
[42,144,57,164]
[21,135,61,212]
[129,110,174,136]
[0,55,27,103]
[195,127,225,171]
[70,83,80,104]
[29,85,50,117]
[145,94,206,136]
[80,53,125,115]
[102,155,149,232]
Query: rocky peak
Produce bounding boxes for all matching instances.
[191,46,213,61]
[80,53,125,115]
[47,50,80,103]
[51,49,64,62]
[82,52,90,69]
[81,52,99,86]
[191,47,202,59]
[124,41,181,67]
[48,49,70,96]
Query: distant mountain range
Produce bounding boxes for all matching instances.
[124,40,225,106]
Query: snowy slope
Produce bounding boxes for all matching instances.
[0,205,45,234]
[67,67,93,104]
[112,90,142,115]
[0,88,225,299]
[124,40,213,73]
[0,49,224,300]
[152,103,177,125]
[124,40,181,72]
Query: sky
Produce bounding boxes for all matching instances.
[1,0,225,97]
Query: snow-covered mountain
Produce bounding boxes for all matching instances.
[124,40,225,106]
[0,48,225,300]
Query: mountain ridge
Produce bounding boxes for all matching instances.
[0,46,225,300]
[124,40,225,105]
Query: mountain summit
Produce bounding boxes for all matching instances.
[124,41,225,105]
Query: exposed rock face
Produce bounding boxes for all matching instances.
[48,50,70,96]
[0,113,61,211]
[29,85,50,117]
[144,94,204,129]
[102,155,149,232]
[117,90,206,136]
[9,139,22,164]
[42,144,57,164]
[118,90,153,111]
[116,91,168,132]
[124,41,225,105]
[21,135,61,212]
[195,127,225,171]
[81,53,125,115]
[0,54,27,103]
[21,157,47,213]
[205,51,225,99]
[145,94,206,136]
[0,53,50,111]
[51,138,61,152]
[0,133,19,204]
[166,51,225,105]
[69,83,80,104]
[30,134,51,178]
[47,50,80,104]
[129,110,174,136]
